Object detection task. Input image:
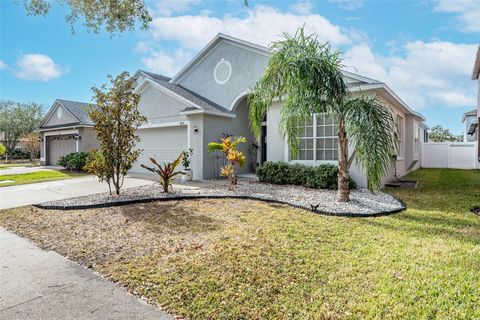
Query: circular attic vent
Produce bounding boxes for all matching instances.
[214,58,232,85]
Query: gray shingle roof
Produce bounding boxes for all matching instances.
[139,70,233,115]
[56,99,97,125]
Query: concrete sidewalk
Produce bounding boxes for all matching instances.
[0,176,153,209]
[0,227,174,320]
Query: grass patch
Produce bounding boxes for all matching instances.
[0,168,479,318]
[0,170,87,187]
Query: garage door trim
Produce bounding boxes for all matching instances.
[42,129,79,163]
[138,120,191,149]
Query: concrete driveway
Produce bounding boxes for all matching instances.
[0,166,51,176]
[0,176,153,210]
[0,227,173,320]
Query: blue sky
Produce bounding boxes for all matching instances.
[1,0,479,134]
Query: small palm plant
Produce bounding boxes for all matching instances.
[208,136,246,189]
[141,153,185,193]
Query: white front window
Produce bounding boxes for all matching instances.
[292,114,339,161]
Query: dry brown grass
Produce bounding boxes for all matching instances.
[1,169,479,319]
[0,199,270,268]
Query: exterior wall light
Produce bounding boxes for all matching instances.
[193,126,199,134]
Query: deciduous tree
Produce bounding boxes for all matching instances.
[21,132,41,164]
[21,0,152,34]
[89,71,146,195]
[0,100,44,156]
[428,125,461,142]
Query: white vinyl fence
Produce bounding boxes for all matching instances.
[422,142,478,169]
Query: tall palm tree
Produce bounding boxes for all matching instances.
[249,27,398,202]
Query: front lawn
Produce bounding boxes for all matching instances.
[0,168,479,319]
[0,170,87,187]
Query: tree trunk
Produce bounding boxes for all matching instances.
[6,140,16,158]
[337,117,350,202]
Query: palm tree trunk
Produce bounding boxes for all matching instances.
[337,117,350,202]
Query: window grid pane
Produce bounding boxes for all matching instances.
[292,113,339,161]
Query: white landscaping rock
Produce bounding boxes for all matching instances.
[38,179,404,216]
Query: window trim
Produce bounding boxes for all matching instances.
[396,114,404,160]
[291,113,339,162]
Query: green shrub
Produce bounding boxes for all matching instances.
[57,152,89,171]
[256,161,356,190]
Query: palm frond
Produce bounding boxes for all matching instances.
[343,96,398,191]
[248,26,346,158]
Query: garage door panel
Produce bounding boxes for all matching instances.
[131,126,188,173]
[47,135,76,166]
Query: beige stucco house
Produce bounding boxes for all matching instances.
[38,33,427,186]
[38,99,98,165]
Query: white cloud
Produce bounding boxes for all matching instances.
[0,60,7,70]
[435,0,480,32]
[134,41,151,53]
[149,5,352,51]
[151,0,202,17]
[344,41,478,108]
[329,0,363,10]
[14,53,67,81]
[289,2,314,15]
[142,48,191,76]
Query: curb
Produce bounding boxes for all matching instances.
[33,194,407,218]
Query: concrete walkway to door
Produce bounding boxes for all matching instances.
[0,227,174,320]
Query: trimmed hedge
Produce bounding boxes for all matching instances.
[57,152,90,171]
[256,161,356,190]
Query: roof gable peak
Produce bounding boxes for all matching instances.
[170,33,270,84]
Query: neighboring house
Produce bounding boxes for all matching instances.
[462,109,478,142]
[472,45,480,164]
[129,33,427,187]
[37,99,98,166]
[36,34,427,185]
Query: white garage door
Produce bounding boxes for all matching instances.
[131,126,188,173]
[47,135,76,166]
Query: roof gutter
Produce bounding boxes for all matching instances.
[180,109,236,118]
[348,83,426,121]
[36,124,93,132]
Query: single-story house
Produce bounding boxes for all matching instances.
[38,33,427,186]
[38,99,98,165]
[471,45,480,164]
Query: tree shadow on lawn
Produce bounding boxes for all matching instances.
[361,211,480,246]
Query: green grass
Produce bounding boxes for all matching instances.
[0,170,87,187]
[1,168,479,319]
[103,169,480,319]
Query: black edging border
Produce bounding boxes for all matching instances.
[33,194,407,218]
